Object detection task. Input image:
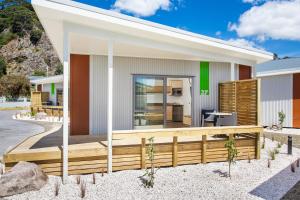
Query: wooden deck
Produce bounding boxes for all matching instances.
[3,126,262,176]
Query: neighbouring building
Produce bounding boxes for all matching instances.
[256,58,300,128]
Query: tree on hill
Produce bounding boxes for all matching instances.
[0,75,30,98]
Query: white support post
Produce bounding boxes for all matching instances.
[62,30,70,184]
[107,41,114,174]
[252,65,256,79]
[230,62,235,81]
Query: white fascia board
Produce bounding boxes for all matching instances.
[256,68,300,77]
[30,75,63,85]
[66,22,256,66]
[31,0,273,62]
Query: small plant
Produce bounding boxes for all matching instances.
[101,168,104,177]
[225,138,238,178]
[291,162,296,173]
[278,111,286,130]
[248,153,251,163]
[269,150,276,160]
[297,159,300,167]
[274,148,280,154]
[261,135,266,149]
[277,142,282,148]
[92,173,96,184]
[80,181,86,198]
[141,137,158,188]
[267,159,271,168]
[183,169,186,172]
[272,136,275,142]
[54,180,60,197]
[76,175,81,185]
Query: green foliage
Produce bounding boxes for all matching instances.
[0,56,7,78]
[55,63,63,75]
[33,70,46,77]
[30,29,42,45]
[0,75,30,98]
[269,149,276,160]
[278,111,286,129]
[0,31,16,46]
[142,137,158,188]
[277,142,282,148]
[225,138,238,178]
[0,0,43,40]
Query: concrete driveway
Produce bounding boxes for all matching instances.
[0,110,45,157]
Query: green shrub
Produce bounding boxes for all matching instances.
[55,63,63,75]
[0,32,16,46]
[142,137,158,188]
[30,29,42,45]
[0,75,30,98]
[0,57,7,78]
[269,150,276,160]
[32,70,46,77]
[225,137,238,178]
[278,111,286,129]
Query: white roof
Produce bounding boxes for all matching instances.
[256,58,300,77]
[30,75,63,85]
[32,0,273,65]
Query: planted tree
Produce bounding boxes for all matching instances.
[225,137,238,178]
[142,137,158,188]
[278,111,286,130]
[0,75,30,99]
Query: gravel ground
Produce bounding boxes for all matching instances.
[2,138,300,200]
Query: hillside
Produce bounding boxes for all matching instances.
[0,0,61,77]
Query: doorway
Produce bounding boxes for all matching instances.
[133,75,193,130]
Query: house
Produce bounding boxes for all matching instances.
[30,75,63,106]
[31,0,273,181]
[256,58,300,128]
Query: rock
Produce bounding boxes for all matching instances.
[0,161,48,197]
[35,112,47,120]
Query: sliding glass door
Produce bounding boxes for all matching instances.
[133,76,165,129]
[133,75,193,130]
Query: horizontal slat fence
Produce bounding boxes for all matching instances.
[4,126,262,176]
[219,79,259,125]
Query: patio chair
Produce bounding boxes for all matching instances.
[217,112,237,126]
[200,109,217,127]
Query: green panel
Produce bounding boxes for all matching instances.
[51,83,55,96]
[200,61,209,95]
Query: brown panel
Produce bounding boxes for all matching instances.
[70,54,90,135]
[293,73,300,128]
[239,65,252,80]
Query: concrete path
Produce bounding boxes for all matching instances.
[0,110,45,157]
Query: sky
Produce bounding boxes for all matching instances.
[74,0,300,57]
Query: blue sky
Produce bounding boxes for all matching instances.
[74,0,300,57]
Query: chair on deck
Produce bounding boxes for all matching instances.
[200,109,217,127]
[217,112,237,126]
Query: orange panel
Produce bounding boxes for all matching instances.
[239,65,252,80]
[70,54,90,135]
[293,73,300,128]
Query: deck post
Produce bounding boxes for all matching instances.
[141,138,146,169]
[62,28,70,184]
[230,62,235,81]
[107,41,114,174]
[173,136,178,167]
[256,132,261,159]
[202,135,207,163]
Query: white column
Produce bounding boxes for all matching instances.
[252,65,256,79]
[230,62,235,81]
[107,41,113,173]
[62,30,70,184]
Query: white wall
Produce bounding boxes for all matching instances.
[260,74,293,127]
[90,55,231,135]
[42,83,63,105]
